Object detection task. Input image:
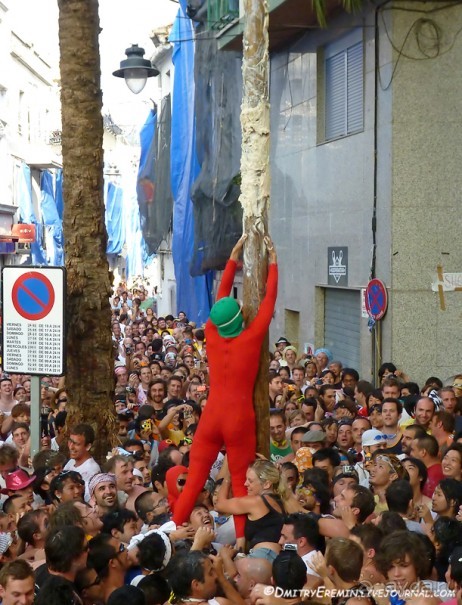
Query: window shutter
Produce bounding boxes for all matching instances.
[325,52,346,141]
[346,42,363,134]
[324,35,363,141]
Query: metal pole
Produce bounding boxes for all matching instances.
[30,375,41,458]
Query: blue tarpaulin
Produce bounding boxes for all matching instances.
[18,163,47,265]
[121,170,155,279]
[170,0,213,325]
[105,181,124,255]
[40,171,64,266]
[136,109,158,252]
[55,169,64,220]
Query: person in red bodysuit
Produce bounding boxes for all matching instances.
[173,235,278,539]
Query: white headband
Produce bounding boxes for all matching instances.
[128,529,172,571]
[217,302,243,329]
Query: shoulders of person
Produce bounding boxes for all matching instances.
[236,494,271,516]
[130,574,146,587]
[66,457,100,477]
[211,598,234,605]
[34,562,50,589]
[270,441,292,455]
[427,463,443,474]
[405,519,426,534]
[39,574,82,603]
[41,575,76,590]
[383,437,403,455]
[80,457,101,471]
[399,415,415,428]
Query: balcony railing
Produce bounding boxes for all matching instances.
[207,0,239,30]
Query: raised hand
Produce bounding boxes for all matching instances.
[230,234,247,261]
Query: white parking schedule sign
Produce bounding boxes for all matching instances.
[2,267,66,375]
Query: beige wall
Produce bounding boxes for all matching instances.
[390,2,462,383]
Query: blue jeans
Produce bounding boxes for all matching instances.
[248,547,279,562]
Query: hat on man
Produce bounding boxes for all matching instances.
[89,473,116,498]
[1,468,35,494]
[0,533,12,555]
[314,348,333,363]
[361,429,387,447]
[209,297,243,338]
[275,337,291,347]
[158,439,174,453]
[301,430,326,444]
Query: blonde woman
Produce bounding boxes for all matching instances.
[282,346,298,375]
[216,459,290,561]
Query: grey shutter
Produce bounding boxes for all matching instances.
[346,42,363,134]
[325,51,346,141]
[325,37,363,141]
[324,289,360,370]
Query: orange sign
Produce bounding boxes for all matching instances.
[11,224,36,243]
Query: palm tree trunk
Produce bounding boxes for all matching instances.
[240,0,271,457]
[58,0,115,462]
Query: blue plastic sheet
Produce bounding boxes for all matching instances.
[55,169,64,220]
[40,171,64,266]
[136,109,158,251]
[105,181,124,255]
[18,163,47,265]
[170,0,213,324]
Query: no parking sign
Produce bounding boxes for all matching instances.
[2,267,66,375]
[364,278,388,321]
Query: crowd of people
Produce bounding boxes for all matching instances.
[0,253,462,605]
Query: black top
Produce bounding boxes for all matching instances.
[383,434,403,455]
[244,494,284,549]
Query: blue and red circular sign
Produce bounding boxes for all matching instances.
[365,279,388,321]
[12,272,55,321]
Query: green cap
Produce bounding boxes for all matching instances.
[209,297,243,338]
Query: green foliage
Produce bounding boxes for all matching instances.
[312,0,363,27]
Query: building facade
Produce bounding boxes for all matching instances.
[210,0,462,383]
[0,0,61,263]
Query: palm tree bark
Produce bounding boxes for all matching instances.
[240,0,271,457]
[58,0,115,462]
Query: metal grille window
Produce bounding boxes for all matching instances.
[325,36,363,141]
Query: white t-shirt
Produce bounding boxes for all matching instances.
[210,452,224,480]
[302,550,321,577]
[211,511,236,546]
[64,457,101,501]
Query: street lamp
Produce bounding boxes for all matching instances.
[113,44,159,94]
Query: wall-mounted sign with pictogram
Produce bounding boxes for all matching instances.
[2,267,66,375]
[364,279,388,321]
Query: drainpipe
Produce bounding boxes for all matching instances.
[371,0,392,381]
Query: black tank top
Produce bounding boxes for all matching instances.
[244,494,285,549]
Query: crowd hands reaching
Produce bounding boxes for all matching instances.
[0,278,462,605]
